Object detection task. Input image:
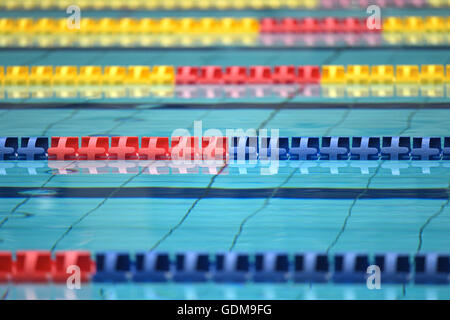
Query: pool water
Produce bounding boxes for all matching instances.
[1,8,450,300]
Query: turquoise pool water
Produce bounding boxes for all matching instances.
[0,8,450,299]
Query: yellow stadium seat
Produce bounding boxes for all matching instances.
[383,17,404,33]
[126,66,151,84]
[5,66,29,85]
[220,18,241,33]
[0,19,14,34]
[103,66,126,84]
[404,17,424,32]
[179,18,200,34]
[139,18,158,34]
[98,18,118,34]
[321,65,346,84]
[16,18,34,33]
[77,18,97,35]
[118,18,139,34]
[371,65,394,84]
[424,16,446,33]
[395,65,420,83]
[199,18,220,33]
[346,65,370,84]
[428,0,447,7]
[420,65,445,84]
[78,66,102,85]
[29,66,53,85]
[34,18,56,34]
[158,18,179,34]
[150,66,175,85]
[179,0,196,9]
[240,18,260,33]
[53,66,78,85]
[304,0,319,8]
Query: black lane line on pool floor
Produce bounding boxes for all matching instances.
[325,105,422,254]
[1,102,450,110]
[2,186,448,200]
[148,73,307,250]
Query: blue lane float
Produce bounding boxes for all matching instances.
[1,136,450,161]
[85,252,450,284]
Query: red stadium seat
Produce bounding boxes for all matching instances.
[223,66,248,84]
[260,18,280,33]
[280,18,302,33]
[198,66,223,84]
[273,66,297,84]
[202,137,228,160]
[108,136,139,160]
[248,66,273,84]
[78,137,109,160]
[48,137,79,160]
[297,66,321,84]
[52,251,95,283]
[139,137,170,160]
[0,251,13,283]
[299,18,321,33]
[171,136,200,160]
[176,66,199,84]
[13,251,52,283]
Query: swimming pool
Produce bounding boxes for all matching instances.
[1,6,450,300]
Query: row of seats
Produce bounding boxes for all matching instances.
[1,17,449,35]
[1,0,448,10]
[2,65,449,85]
[0,66,175,86]
[0,18,259,34]
[322,65,450,84]
[1,136,450,161]
[0,0,322,10]
[383,16,450,33]
[1,251,449,284]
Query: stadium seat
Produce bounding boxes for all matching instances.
[333,253,369,283]
[374,253,410,283]
[213,252,249,283]
[132,252,170,282]
[289,137,319,160]
[411,137,442,160]
[414,253,450,284]
[253,252,289,282]
[93,252,130,282]
[350,137,380,160]
[381,136,411,160]
[0,137,18,160]
[173,252,210,282]
[78,137,109,160]
[320,137,350,160]
[293,252,329,283]
[17,137,48,160]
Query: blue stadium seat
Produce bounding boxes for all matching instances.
[231,136,258,160]
[350,137,380,160]
[213,252,249,283]
[320,137,350,160]
[414,253,450,284]
[93,252,131,282]
[132,252,170,282]
[333,253,369,283]
[17,137,48,160]
[289,137,319,160]
[381,137,411,160]
[253,252,289,283]
[293,253,329,283]
[173,252,210,282]
[259,137,289,160]
[374,253,410,283]
[444,137,450,160]
[0,137,18,160]
[410,137,442,160]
